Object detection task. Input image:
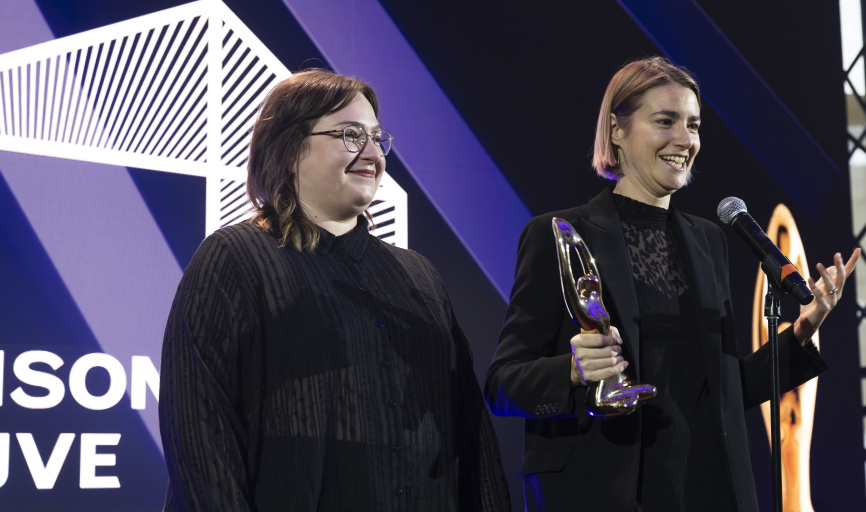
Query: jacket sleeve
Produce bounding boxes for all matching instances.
[408,254,513,511]
[159,232,257,512]
[710,221,828,410]
[739,329,827,410]
[484,215,586,419]
[451,312,513,511]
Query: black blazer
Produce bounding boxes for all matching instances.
[485,188,826,512]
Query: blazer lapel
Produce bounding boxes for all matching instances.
[574,189,644,380]
[671,209,724,426]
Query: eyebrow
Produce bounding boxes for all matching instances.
[333,120,382,131]
[652,110,701,122]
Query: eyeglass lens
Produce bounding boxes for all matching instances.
[343,125,392,155]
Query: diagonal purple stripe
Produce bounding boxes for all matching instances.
[618,0,845,223]
[0,151,178,456]
[281,0,532,299]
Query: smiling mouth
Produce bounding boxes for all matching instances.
[660,155,687,170]
[347,169,376,178]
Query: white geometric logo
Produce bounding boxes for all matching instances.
[0,0,407,246]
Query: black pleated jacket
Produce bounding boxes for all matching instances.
[160,217,511,511]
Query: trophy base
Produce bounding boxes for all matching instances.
[586,373,657,417]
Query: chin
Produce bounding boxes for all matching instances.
[675,168,693,188]
[343,191,370,209]
[352,198,375,213]
[357,193,376,207]
[667,168,691,188]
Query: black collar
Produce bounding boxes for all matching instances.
[314,215,370,260]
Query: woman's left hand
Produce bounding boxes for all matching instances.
[793,248,861,344]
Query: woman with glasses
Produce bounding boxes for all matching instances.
[485,57,859,511]
[159,69,510,511]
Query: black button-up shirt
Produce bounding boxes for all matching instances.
[160,217,510,511]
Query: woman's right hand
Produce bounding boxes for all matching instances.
[570,326,627,386]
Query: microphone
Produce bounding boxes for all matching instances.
[717,197,813,305]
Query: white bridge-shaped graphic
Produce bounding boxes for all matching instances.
[0,0,407,245]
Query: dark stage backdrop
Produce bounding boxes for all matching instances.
[0,0,859,510]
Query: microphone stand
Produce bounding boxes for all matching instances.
[764,280,783,512]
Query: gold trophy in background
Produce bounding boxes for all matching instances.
[552,217,656,417]
[751,204,817,512]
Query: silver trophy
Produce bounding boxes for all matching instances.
[552,217,656,417]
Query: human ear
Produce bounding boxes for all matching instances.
[610,113,624,146]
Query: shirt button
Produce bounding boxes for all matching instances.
[391,444,402,452]
[375,320,384,328]
[380,359,390,367]
[386,400,397,407]
[393,488,404,497]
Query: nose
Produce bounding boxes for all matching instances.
[358,134,385,160]
[673,123,694,149]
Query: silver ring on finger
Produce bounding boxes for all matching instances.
[827,288,838,295]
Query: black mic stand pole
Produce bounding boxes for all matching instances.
[765,280,783,512]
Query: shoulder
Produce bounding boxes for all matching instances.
[210,220,275,247]
[368,236,449,296]
[184,221,278,281]
[514,202,604,267]
[520,188,613,241]
[200,221,281,259]
[370,236,440,276]
[522,205,592,240]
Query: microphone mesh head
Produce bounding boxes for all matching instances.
[717,197,747,225]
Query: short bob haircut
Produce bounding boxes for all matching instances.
[246,69,379,251]
[592,56,700,180]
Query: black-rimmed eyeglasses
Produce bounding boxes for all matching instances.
[310,125,394,156]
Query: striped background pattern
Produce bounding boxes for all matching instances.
[0,0,407,245]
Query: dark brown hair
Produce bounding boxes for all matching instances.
[246,69,379,251]
[592,56,700,179]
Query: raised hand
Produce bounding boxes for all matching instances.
[793,248,861,343]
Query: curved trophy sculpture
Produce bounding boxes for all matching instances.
[552,217,657,417]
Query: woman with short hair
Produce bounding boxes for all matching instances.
[485,56,859,512]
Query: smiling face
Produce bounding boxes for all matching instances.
[611,83,701,207]
[296,93,386,227]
